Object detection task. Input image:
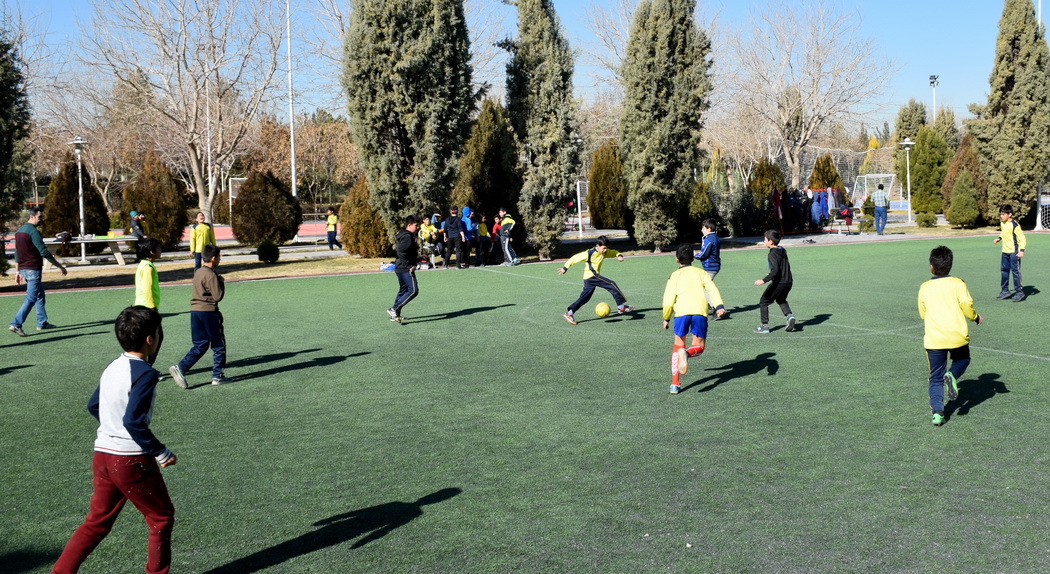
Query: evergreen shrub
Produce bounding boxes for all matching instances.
[122,149,188,250]
[916,212,938,228]
[946,172,980,228]
[587,141,630,231]
[257,240,280,263]
[231,171,302,246]
[339,177,389,258]
[42,154,109,256]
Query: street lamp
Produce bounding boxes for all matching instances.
[929,75,939,123]
[900,137,915,225]
[68,135,88,262]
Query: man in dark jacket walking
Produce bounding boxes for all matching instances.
[387,215,420,324]
[9,207,68,337]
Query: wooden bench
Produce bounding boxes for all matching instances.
[828,208,867,235]
[43,236,137,268]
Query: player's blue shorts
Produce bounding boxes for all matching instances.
[673,315,709,339]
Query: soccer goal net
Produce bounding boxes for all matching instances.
[1037,183,1050,231]
[851,174,897,207]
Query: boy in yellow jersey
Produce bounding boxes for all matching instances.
[663,244,726,394]
[918,246,983,426]
[325,207,343,251]
[189,212,216,270]
[993,204,1026,301]
[419,216,439,266]
[134,238,164,364]
[557,235,632,325]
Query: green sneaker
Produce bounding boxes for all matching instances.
[932,412,945,426]
[943,372,959,401]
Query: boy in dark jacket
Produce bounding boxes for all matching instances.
[387,215,420,324]
[753,230,796,334]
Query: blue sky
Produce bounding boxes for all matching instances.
[18,0,1029,127]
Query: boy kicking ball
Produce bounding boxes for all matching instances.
[663,244,726,394]
[558,235,633,325]
[918,246,983,426]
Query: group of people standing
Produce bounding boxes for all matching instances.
[418,206,520,269]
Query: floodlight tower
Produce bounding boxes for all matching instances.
[900,137,915,225]
[930,75,939,123]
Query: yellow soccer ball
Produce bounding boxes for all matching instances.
[595,302,611,318]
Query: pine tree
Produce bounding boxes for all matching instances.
[231,171,303,246]
[807,154,844,191]
[620,0,712,251]
[122,149,188,250]
[42,154,110,256]
[450,98,522,218]
[946,172,980,228]
[587,140,629,230]
[893,99,927,186]
[343,0,474,240]
[0,29,31,229]
[966,0,1050,220]
[941,133,990,224]
[910,126,950,214]
[502,0,580,259]
[859,136,880,175]
[932,107,959,152]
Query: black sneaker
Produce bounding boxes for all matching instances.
[996,290,1012,300]
[36,322,57,331]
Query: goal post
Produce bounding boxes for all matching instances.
[1037,182,1050,231]
[850,174,897,207]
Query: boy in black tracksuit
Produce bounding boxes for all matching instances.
[388,215,420,323]
[753,230,796,334]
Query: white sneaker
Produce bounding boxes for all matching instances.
[169,365,188,389]
[677,348,689,375]
[211,375,229,385]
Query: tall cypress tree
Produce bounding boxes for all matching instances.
[123,149,188,250]
[42,154,110,256]
[450,98,522,218]
[892,99,927,187]
[910,125,951,214]
[0,29,31,229]
[620,0,712,251]
[343,0,474,240]
[966,0,1050,220]
[941,133,990,223]
[587,141,629,230]
[502,0,580,260]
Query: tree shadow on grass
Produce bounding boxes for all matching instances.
[186,353,369,388]
[0,330,107,351]
[201,487,462,574]
[946,372,1008,420]
[0,364,33,377]
[406,304,514,323]
[684,352,778,393]
[0,549,56,573]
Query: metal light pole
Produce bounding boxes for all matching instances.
[69,135,88,262]
[900,137,915,225]
[929,75,939,123]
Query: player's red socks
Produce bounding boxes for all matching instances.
[687,344,704,357]
[672,344,685,385]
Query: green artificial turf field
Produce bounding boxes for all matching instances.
[2,234,1048,572]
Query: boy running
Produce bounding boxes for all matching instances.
[558,235,632,325]
[387,215,420,323]
[695,219,723,318]
[664,244,726,394]
[753,230,796,334]
[168,244,227,387]
[51,306,176,574]
[919,245,983,426]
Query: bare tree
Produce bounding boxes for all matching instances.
[722,1,892,187]
[579,0,635,91]
[80,0,284,220]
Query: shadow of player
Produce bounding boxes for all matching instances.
[202,487,462,573]
[947,372,1009,418]
[684,352,778,393]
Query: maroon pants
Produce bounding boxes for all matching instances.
[52,452,174,574]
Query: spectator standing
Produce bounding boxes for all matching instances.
[189,212,216,270]
[8,207,67,337]
[129,211,148,240]
[476,214,493,266]
[442,207,466,269]
[325,207,343,251]
[497,207,519,266]
[871,183,890,235]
